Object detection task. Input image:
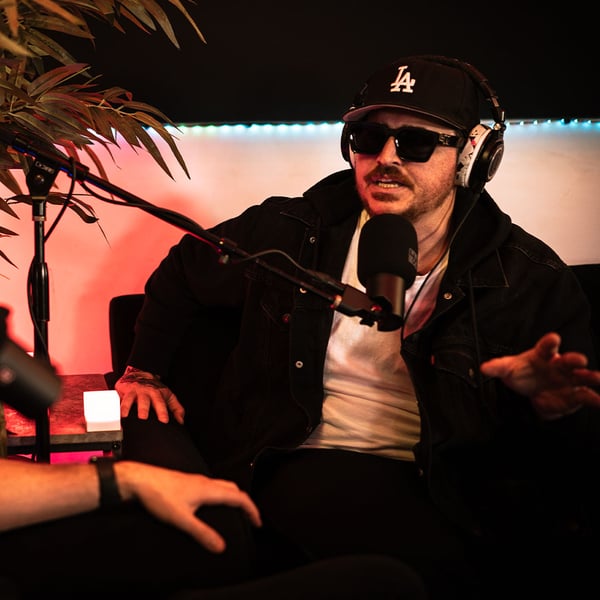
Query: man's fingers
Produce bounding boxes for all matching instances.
[119,391,138,417]
[177,516,227,553]
[165,393,186,424]
[535,332,561,360]
[559,352,589,369]
[117,383,181,423]
[480,356,511,378]
[201,483,262,527]
[136,397,151,420]
[120,397,132,417]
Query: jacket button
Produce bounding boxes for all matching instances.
[443,292,452,300]
[309,236,317,244]
[295,360,304,369]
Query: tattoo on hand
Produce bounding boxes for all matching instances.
[121,375,166,389]
[121,367,165,389]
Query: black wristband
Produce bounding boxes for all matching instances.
[90,456,122,509]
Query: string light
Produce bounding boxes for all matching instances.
[167,119,600,138]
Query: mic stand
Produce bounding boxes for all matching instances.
[13,147,384,324]
[77,170,385,325]
[23,156,61,463]
[81,169,383,325]
[3,132,390,399]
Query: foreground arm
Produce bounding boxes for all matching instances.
[480,332,600,420]
[0,459,261,553]
[116,365,185,424]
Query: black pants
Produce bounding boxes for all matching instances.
[251,448,477,600]
[172,554,427,600]
[251,448,599,600]
[0,501,256,599]
[119,415,599,600]
[121,417,463,598]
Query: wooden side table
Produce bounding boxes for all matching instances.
[4,374,122,457]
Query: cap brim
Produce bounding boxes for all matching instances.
[342,104,465,132]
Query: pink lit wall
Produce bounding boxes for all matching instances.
[3,121,600,377]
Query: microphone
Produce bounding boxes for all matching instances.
[357,214,418,331]
[0,307,62,418]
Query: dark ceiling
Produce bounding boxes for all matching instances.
[61,1,597,125]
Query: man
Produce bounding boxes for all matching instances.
[116,55,600,598]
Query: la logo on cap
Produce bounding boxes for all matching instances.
[390,66,416,94]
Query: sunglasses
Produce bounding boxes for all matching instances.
[347,122,465,163]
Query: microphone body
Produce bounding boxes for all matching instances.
[0,307,62,418]
[357,214,418,331]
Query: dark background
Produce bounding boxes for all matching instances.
[62,1,597,124]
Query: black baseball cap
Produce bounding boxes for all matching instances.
[342,56,481,133]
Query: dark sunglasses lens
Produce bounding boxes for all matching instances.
[394,128,438,162]
[349,124,439,162]
[349,124,388,155]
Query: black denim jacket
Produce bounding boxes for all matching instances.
[130,169,599,539]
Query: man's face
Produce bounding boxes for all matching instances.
[350,109,460,225]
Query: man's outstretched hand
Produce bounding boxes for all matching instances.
[480,332,600,420]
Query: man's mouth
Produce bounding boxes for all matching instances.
[373,178,402,188]
[369,168,406,189]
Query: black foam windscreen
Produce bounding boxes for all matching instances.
[0,337,62,418]
[357,214,418,331]
[357,214,418,288]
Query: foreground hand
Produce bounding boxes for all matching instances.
[116,461,261,553]
[116,366,185,424]
[480,332,600,419]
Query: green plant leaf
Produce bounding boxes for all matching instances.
[131,111,189,178]
[27,62,90,96]
[0,31,33,57]
[0,0,207,272]
[0,171,24,199]
[0,197,19,218]
[3,2,19,38]
[120,0,161,33]
[0,247,18,269]
[28,0,85,26]
[0,224,19,235]
[169,0,206,43]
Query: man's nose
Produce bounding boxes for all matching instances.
[377,136,401,163]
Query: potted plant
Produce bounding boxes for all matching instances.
[0,0,204,457]
[0,0,205,272]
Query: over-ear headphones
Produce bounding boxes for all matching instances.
[340,55,506,190]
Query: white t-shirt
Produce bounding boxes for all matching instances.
[301,211,447,460]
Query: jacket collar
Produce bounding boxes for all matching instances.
[281,170,513,288]
[282,169,361,227]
